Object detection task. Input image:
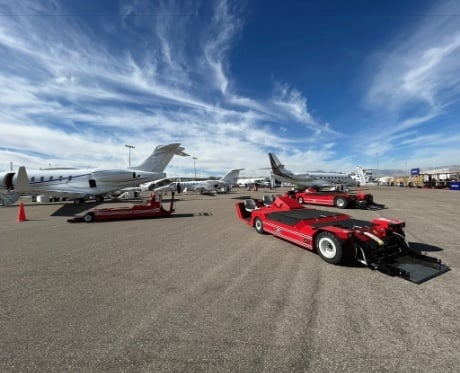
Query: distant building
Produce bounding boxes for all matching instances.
[389,167,460,188]
[419,167,460,188]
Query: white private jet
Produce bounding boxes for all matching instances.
[236,177,268,188]
[154,168,243,194]
[0,143,188,205]
[268,153,357,189]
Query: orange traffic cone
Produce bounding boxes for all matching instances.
[17,202,27,222]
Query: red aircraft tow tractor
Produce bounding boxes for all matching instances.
[68,193,175,223]
[290,188,384,209]
[235,195,449,283]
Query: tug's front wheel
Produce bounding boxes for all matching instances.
[334,197,348,209]
[83,213,94,223]
[254,217,264,234]
[315,232,343,264]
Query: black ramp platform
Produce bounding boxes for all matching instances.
[381,254,450,284]
[311,218,374,229]
[267,209,342,226]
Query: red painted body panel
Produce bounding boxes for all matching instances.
[296,192,337,206]
[259,218,314,249]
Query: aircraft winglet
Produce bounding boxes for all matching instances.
[175,148,190,157]
[15,166,31,192]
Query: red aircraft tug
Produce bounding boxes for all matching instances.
[68,193,175,223]
[289,188,384,209]
[235,195,448,283]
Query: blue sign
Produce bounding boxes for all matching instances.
[411,168,420,175]
[450,181,460,190]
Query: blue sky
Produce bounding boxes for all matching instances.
[1,0,459,178]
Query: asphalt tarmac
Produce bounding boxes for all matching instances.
[1,187,459,372]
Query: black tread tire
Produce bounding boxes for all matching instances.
[297,197,304,204]
[83,213,94,223]
[254,217,264,234]
[334,197,348,209]
[315,231,344,264]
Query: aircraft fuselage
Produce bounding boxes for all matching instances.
[1,168,166,199]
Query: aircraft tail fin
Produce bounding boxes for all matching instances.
[131,143,189,172]
[356,166,368,186]
[268,153,294,178]
[219,168,244,185]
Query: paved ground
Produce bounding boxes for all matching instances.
[0,187,459,372]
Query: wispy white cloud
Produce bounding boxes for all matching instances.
[357,0,460,167]
[202,0,244,95]
[0,0,338,175]
[366,2,460,113]
[1,0,458,177]
[271,82,337,136]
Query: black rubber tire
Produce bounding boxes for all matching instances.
[315,231,344,264]
[297,197,304,204]
[254,217,264,234]
[334,197,348,209]
[95,195,104,203]
[83,213,94,223]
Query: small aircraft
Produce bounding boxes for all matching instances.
[0,143,188,205]
[268,153,357,188]
[140,177,175,192]
[154,168,243,194]
[236,177,268,188]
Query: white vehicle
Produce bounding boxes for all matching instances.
[236,177,266,188]
[268,153,357,188]
[0,143,187,205]
[155,168,243,194]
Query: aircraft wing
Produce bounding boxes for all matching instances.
[25,187,88,198]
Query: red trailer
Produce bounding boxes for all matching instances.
[68,193,175,222]
[235,195,448,283]
[290,188,384,209]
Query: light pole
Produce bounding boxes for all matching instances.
[125,144,135,167]
[192,157,197,180]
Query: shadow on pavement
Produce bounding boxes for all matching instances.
[409,242,444,253]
